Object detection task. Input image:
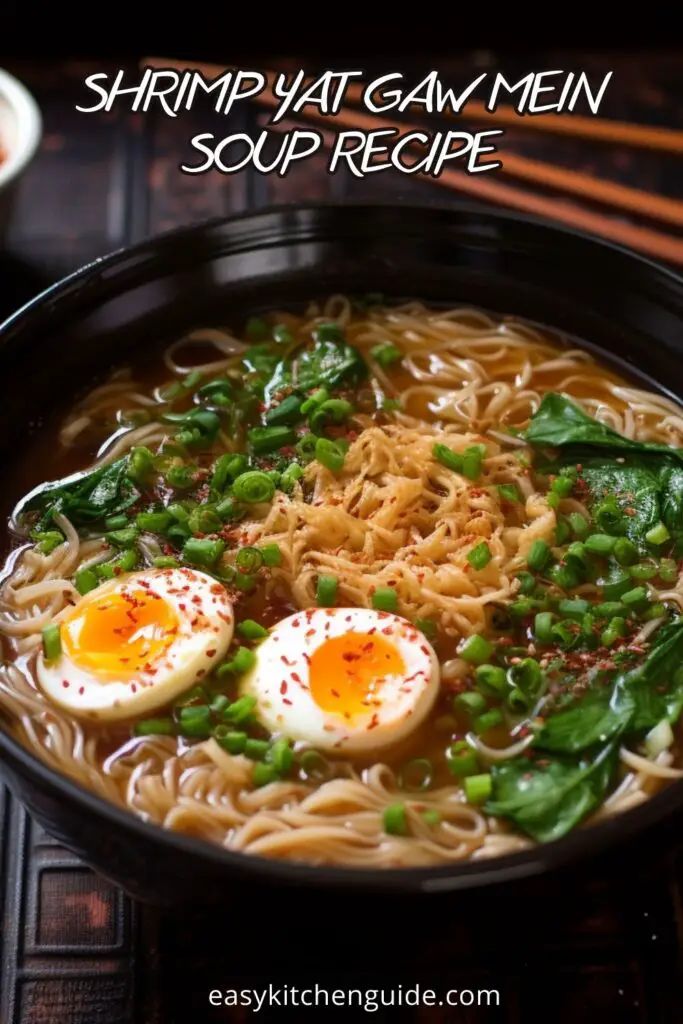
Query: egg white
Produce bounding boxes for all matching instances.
[241,607,440,753]
[37,567,233,721]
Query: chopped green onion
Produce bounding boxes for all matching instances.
[621,585,648,607]
[446,741,479,778]
[433,443,463,473]
[212,727,247,753]
[296,433,318,461]
[42,624,61,662]
[268,737,294,775]
[645,522,671,546]
[550,475,574,497]
[280,462,303,492]
[629,562,658,580]
[507,658,543,701]
[473,708,504,735]
[498,484,521,503]
[253,762,279,786]
[585,533,617,556]
[467,541,492,570]
[594,601,625,618]
[599,566,632,599]
[569,512,589,539]
[188,506,222,535]
[548,563,581,590]
[74,568,99,596]
[182,537,225,568]
[475,664,508,697]
[371,342,403,368]
[103,514,128,531]
[454,691,487,717]
[235,547,264,573]
[316,574,338,607]
[659,558,679,584]
[265,393,303,427]
[260,543,282,567]
[459,634,494,664]
[245,738,270,761]
[299,750,331,781]
[224,647,257,676]
[534,611,555,643]
[398,758,433,791]
[177,705,212,738]
[134,717,175,737]
[415,617,437,641]
[237,619,269,641]
[464,773,492,804]
[383,803,409,836]
[462,446,484,480]
[527,540,551,573]
[555,517,571,545]
[232,470,276,504]
[222,694,257,723]
[516,571,537,596]
[128,446,155,485]
[152,556,180,569]
[136,510,173,533]
[314,437,346,473]
[107,526,138,549]
[613,538,639,566]
[594,497,623,534]
[372,587,398,613]
[248,425,295,455]
[422,809,441,827]
[558,598,590,619]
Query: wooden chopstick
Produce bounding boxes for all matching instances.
[255,93,683,265]
[141,58,683,264]
[143,59,683,229]
[262,70,683,229]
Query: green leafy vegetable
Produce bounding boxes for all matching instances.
[486,743,618,843]
[18,458,139,530]
[526,393,683,462]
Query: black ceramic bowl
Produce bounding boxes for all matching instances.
[2,202,683,907]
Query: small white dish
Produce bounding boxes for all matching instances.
[0,68,42,239]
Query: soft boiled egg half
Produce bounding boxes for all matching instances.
[37,567,233,721]
[241,607,440,753]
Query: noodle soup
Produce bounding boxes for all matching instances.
[2,297,683,867]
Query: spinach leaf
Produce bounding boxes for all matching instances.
[535,684,634,754]
[527,395,683,547]
[658,464,683,542]
[19,458,139,530]
[621,618,683,730]
[486,742,618,843]
[574,458,661,547]
[248,335,366,408]
[526,392,683,463]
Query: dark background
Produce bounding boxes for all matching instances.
[1,53,683,1023]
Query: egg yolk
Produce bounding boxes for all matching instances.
[61,588,179,678]
[309,632,406,720]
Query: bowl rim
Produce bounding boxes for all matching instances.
[2,199,683,893]
[0,67,42,192]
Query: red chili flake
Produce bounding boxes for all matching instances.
[367,713,380,730]
[330,689,340,698]
[78,686,85,696]
[206,649,216,658]
[62,680,70,688]
[291,672,302,684]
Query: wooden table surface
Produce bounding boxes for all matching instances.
[1,54,683,1023]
